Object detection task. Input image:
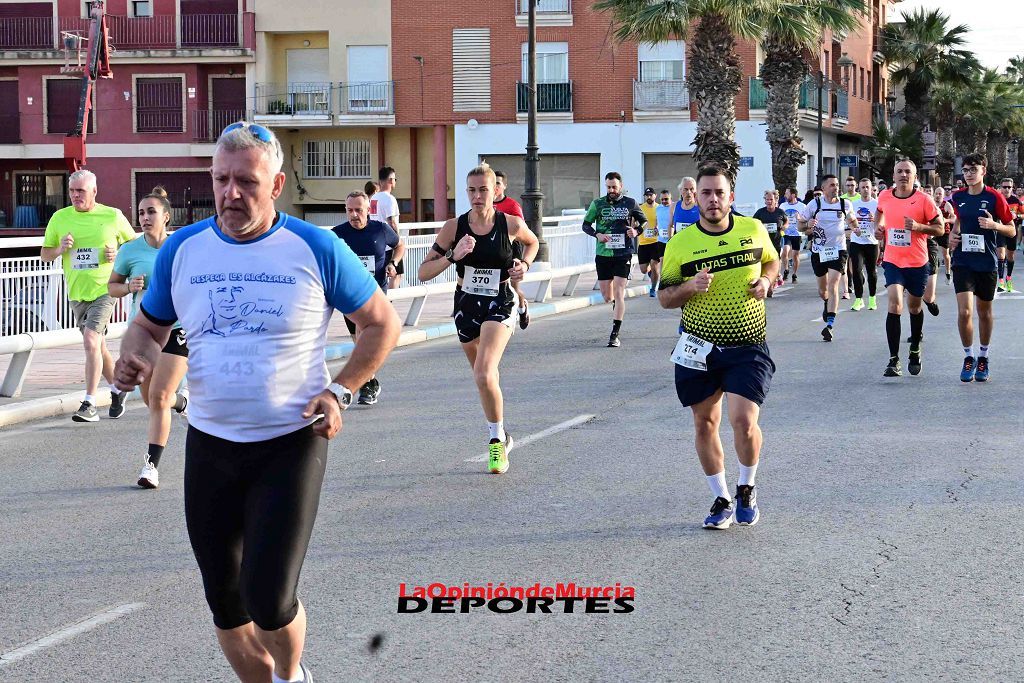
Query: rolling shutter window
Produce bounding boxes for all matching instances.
[452,28,490,112]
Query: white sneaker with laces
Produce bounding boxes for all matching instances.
[137,461,159,489]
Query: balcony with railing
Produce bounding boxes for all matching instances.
[338,81,394,116]
[633,80,689,113]
[516,82,573,114]
[1,13,254,52]
[192,109,246,142]
[254,82,332,120]
[832,89,849,125]
[0,17,52,50]
[515,0,572,26]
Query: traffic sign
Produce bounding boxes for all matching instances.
[839,155,859,168]
[739,157,754,167]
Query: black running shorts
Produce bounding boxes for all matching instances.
[810,250,849,278]
[452,283,516,343]
[952,267,997,302]
[674,343,775,407]
[997,232,1019,251]
[184,424,327,631]
[161,327,189,358]
[595,255,632,281]
[637,242,665,265]
[784,236,802,251]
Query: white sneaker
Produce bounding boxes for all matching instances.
[176,387,189,425]
[137,461,159,489]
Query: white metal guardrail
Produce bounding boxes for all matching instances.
[0,261,601,398]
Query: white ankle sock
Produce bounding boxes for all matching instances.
[706,471,730,500]
[488,421,506,442]
[271,671,304,683]
[108,384,120,395]
[84,394,94,404]
[738,463,758,487]
[979,344,990,357]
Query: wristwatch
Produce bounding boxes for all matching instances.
[445,248,457,263]
[326,382,355,410]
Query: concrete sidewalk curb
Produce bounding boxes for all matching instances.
[1,283,653,428]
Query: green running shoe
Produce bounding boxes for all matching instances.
[867,295,877,310]
[851,297,864,311]
[488,434,514,474]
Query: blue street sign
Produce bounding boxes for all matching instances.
[739,157,754,167]
[839,155,859,168]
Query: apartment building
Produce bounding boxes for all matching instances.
[392,0,893,214]
[0,0,254,232]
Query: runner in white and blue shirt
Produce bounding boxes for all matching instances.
[780,188,806,283]
[114,123,400,682]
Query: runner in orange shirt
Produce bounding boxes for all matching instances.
[873,160,944,377]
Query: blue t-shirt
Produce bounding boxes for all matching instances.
[331,220,399,288]
[951,188,1013,272]
[140,213,378,442]
[672,201,700,230]
[780,200,806,236]
[112,234,182,328]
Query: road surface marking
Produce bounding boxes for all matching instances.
[465,414,595,462]
[0,603,145,667]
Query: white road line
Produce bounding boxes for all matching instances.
[465,414,595,462]
[0,603,145,667]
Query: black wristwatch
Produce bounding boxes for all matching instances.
[445,248,457,264]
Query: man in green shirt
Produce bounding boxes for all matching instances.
[41,170,136,422]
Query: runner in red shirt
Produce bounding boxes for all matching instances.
[494,170,532,329]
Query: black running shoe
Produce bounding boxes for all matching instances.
[518,305,530,330]
[884,356,902,377]
[108,390,127,419]
[821,325,833,342]
[357,377,381,405]
[783,269,789,281]
[926,300,940,316]
[607,333,621,348]
[908,347,922,375]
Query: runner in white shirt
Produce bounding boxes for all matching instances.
[849,178,880,311]
[370,166,402,288]
[798,174,858,342]
[780,187,806,283]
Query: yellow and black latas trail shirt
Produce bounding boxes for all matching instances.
[659,215,779,347]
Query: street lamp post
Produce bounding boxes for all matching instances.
[523,0,547,262]
[817,70,824,188]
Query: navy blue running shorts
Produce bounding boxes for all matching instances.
[674,342,775,407]
[882,262,928,298]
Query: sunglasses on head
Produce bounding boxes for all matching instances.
[221,122,275,143]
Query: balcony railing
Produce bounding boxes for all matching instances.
[49,13,253,51]
[833,89,849,120]
[516,81,573,113]
[255,83,332,116]
[338,82,394,115]
[633,80,689,111]
[749,77,767,109]
[0,114,21,144]
[518,0,570,12]
[0,17,52,49]
[136,107,184,133]
[192,109,246,141]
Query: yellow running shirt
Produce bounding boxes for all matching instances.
[659,215,779,346]
[638,202,660,245]
[43,203,136,302]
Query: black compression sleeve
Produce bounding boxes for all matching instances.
[582,222,597,237]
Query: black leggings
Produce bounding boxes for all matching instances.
[184,424,327,631]
[848,242,879,298]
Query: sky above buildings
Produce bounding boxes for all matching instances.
[891,1,1023,71]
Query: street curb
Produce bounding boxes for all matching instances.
[0,283,652,428]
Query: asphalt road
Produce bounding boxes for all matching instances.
[1,274,1023,682]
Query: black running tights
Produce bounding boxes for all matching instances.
[184,424,327,631]
[848,242,879,298]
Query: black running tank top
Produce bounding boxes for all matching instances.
[454,211,515,279]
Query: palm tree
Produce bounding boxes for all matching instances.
[1006,56,1024,84]
[869,121,923,174]
[594,0,775,180]
[882,8,979,141]
[930,83,962,184]
[760,0,866,192]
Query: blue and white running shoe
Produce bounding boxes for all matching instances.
[734,485,760,526]
[703,496,735,529]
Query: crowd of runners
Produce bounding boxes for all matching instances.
[34,117,1022,681]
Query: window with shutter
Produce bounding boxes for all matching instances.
[135,76,184,133]
[303,139,371,179]
[452,28,490,112]
[45,78,95,135]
